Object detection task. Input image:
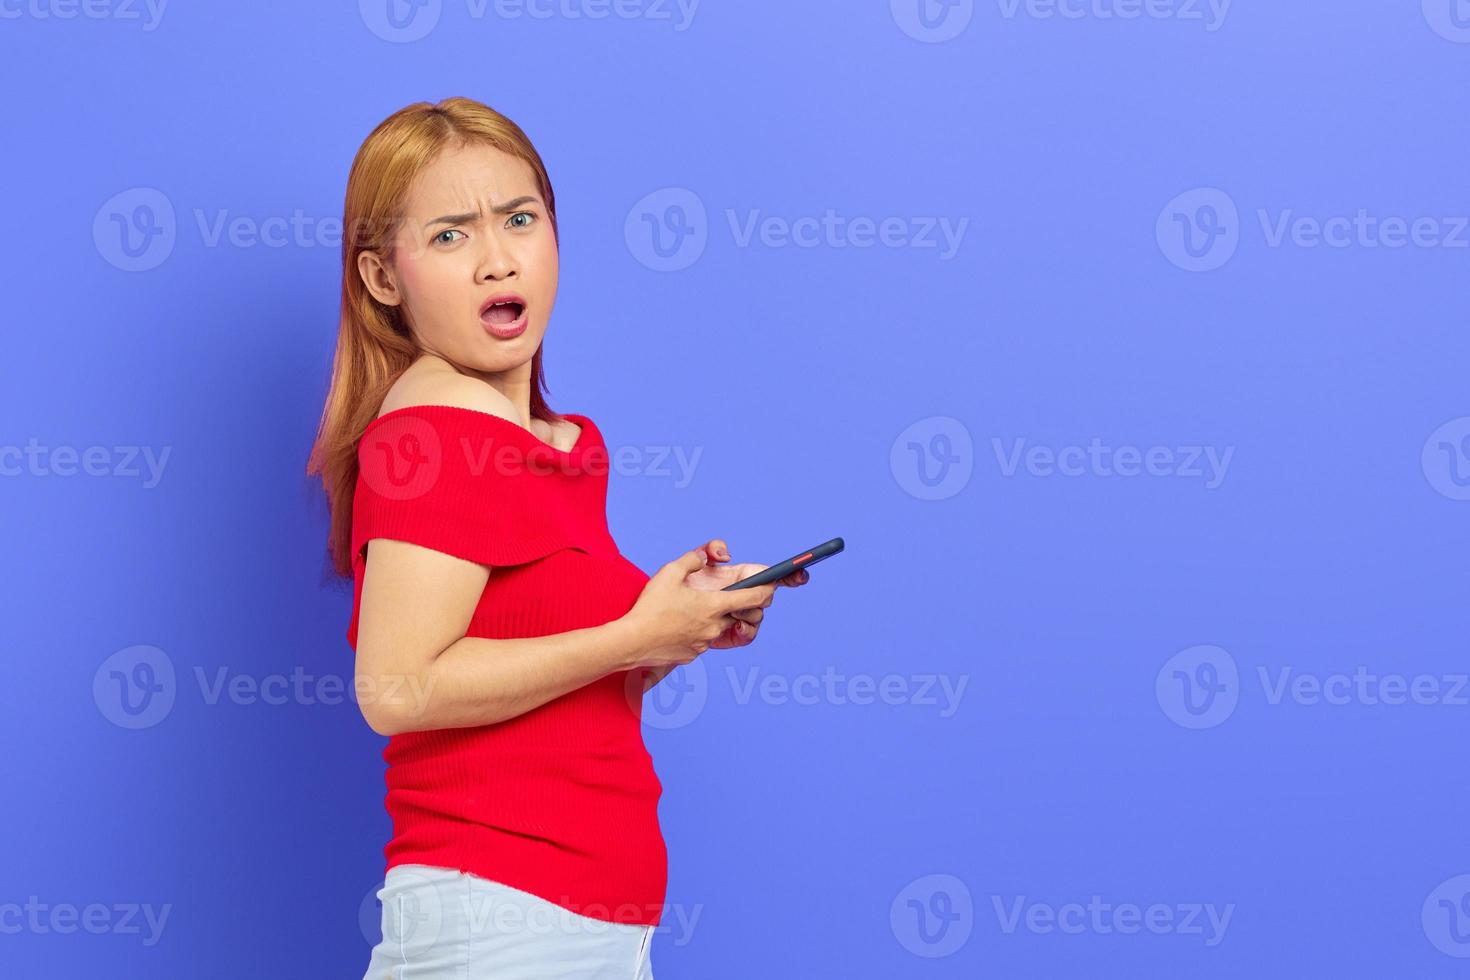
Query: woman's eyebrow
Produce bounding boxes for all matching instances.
[424,196,541,229]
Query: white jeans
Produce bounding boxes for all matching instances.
[362,864,656,979]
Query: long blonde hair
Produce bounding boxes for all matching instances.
[307,96,561,579]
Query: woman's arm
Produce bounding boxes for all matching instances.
[354,537,652,735]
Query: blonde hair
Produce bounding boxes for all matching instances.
[307,96,561,578]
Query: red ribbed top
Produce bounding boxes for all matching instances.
[345,405,666,926]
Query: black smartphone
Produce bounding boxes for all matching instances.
[720,537,845,590]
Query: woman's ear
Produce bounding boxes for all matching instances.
[357,249,401,307]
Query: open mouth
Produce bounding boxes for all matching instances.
[481,300,525,325]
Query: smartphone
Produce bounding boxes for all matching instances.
[720,537,845,591]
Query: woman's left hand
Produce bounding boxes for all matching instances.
[683,538,809,649]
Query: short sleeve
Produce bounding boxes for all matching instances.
[350,406,607,571]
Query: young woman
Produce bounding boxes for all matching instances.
[307,97,807,978]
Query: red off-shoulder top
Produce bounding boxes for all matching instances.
[346,404,666,926]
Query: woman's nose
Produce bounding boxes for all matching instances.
[476,236,518,281]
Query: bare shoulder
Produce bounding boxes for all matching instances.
[376,358,518,422]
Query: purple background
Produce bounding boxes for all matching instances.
[4,1,1470,976]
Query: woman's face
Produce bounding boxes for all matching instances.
[359,141,558,380]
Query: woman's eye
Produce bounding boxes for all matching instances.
[433,229,465,245]
[508,211,536,229]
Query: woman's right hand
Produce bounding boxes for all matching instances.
[622,547,779,668]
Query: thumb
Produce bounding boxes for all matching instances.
[719,581,775,613]
[663,547,709,579]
